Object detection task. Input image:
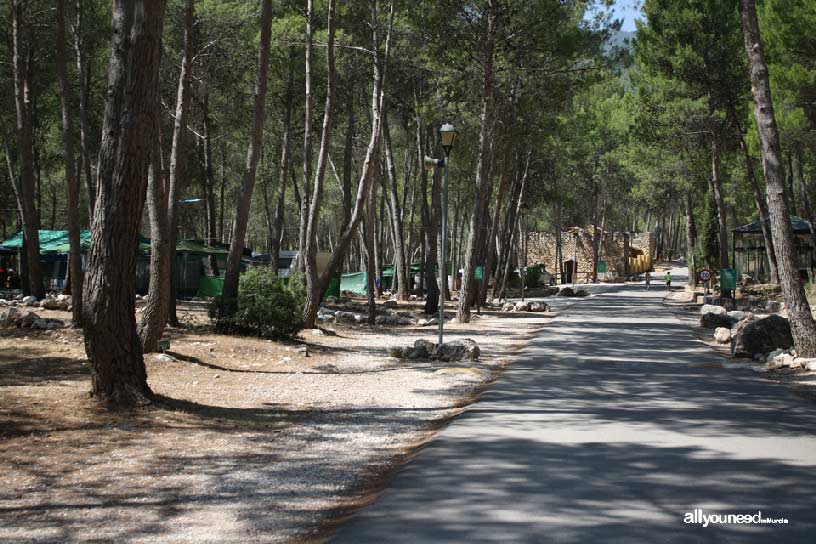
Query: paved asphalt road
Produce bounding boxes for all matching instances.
[331,270,816,543]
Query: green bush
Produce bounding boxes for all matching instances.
[525,265,541,288]
[210,268,305,339]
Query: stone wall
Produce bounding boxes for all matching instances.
[527,228,654,284]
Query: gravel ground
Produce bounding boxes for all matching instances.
[0,297,574,543]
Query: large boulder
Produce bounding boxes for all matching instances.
[434,339,480,361]
[727,310,751,323]
[700,312,731,329]
[514,301,531,312]
[731,314,793,358]
[375,314,413,326]
[558,287,575,297]
[700,304,726,316]
[405,339,435,359]
[528,301,549,312]
[574,289,590,297]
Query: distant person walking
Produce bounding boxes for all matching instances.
[645,271,651,290]
[664,271,672,290]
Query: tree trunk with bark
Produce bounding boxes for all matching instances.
[201,89,219,276]
[12,0,44,300]
[271,47,297,277]
[686,190,697,287]
[303,0,337,326]
[74,0,95,219]
[365,169,378,324]
[740,0,816,357]
[382,115,408,300]
[301,0,395,327]
[457,0,497,323]
[711,137,730,269]
[56,0,83,326]
[221,0,274,302]
[82,0,167,406]
[164,0,195,325]
[738,134,779,283]
[138,136,171,353]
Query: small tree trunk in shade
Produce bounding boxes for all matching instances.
[12,0,44,300]
[786,150,796,216]
[740,0,816,357]
[221,0,274,302]
[82,0,167,407]
[55,0,83,326]
[139,135,171,353]
[498,163,528,301]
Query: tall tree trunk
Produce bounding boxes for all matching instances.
[165,0,195,325]
[383,115,408,300]
[738,133,779,283]
[365,168,377,324]
[271,47,296,277]
[74,0,95,219]
[12,0,44,300]
[82,0,167,406]
[740,0,816,357]
[786,150,796,216]
[303,0,337,326]
[711,137,730,269]
[221,0,274,302]
[138,135,171,353]
[493,164,523,299]
[302,0,395,328]
[796,147,816,262]
[686,190,697,287]
[56,0,83,326]
[457,0,497,323]
[201,89,219,275]
[297,0,315,272]
[498,161,528,301]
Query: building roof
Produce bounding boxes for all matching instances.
[733,216,812,234]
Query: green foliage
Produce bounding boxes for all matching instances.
[525,265,541,288]
[210,268,304,339]
[700,190,720,268]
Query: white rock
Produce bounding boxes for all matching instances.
[714,327,731,344]
[765,348,786,363]
[804,360,816,372]
[700,304,726,316]
[788,359,802,370]
[772,353,795,369]
[21,295,37,305]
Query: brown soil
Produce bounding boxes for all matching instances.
[0,298,555,543]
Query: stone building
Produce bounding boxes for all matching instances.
[527,227,655,284]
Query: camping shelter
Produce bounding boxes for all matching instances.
[732,216,813,283]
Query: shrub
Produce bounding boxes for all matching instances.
[210,268,305,339]
[525,265,541,288]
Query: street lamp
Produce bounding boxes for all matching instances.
[424,123,457,345]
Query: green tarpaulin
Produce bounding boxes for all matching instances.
[196,275,224,297]
[341,271,368,295]
[0,231,222,256]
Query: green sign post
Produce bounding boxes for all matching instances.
[720,268,737,290]
[597,260,607,274]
